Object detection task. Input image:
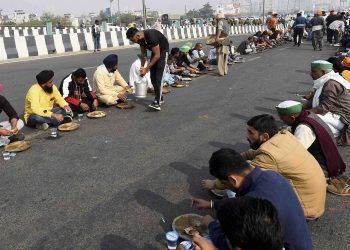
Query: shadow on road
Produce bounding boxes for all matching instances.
[134,189,193,232]
[100,234,153,250]
[169,162,207,197]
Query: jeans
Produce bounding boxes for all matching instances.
[93,35,100,50]
[69,98,93,116]
[27,107,67,127]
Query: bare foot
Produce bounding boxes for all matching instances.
[201,179,216,190]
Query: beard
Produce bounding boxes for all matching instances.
[43,86,53,93]
[248,139,263,150]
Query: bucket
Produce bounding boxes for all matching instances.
[134,81,148,98]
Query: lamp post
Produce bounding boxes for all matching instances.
[262,0,265,24]
[143,0,147,28]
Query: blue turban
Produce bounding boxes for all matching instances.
[103,54,118,68]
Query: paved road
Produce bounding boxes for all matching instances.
[0,37,349,250]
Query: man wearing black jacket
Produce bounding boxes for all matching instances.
[59,68,98,116]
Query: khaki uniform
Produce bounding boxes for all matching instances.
[216,19,230,76]
[241,131,326,219]
[93,65,128,105]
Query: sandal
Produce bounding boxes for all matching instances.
[327,178,350,196]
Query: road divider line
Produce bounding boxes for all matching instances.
[245,56,261,62]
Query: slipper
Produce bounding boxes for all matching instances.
[327,179,350,196]
[330,176,350,185]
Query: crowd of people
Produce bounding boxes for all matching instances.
[0,10,350,250]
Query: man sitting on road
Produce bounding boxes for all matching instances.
[192,148,313,250]
[201,114,326,220]
[276,100,349,196]
[59,68,98,116]
[170,48,194,76]
[177,45,200,74]
[190,43,210,71]
[179,196,284,250]
[93,54,129,106]
[0,95,25,145]
[129,51,153,91]
[304,60,350,146]
[24,70,73,130]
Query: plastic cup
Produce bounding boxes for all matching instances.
[78,113,83,121]
[165,231,179,250]
[3,151,10,161]
[50,128,58,138]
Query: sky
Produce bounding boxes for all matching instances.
[0,0,223,16]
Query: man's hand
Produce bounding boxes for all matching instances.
[140,67,148,77]
[191,198,211,209]
[92,99,99,110]
[52,113,64,122]
[10,127,19,135]
[192,234,218,250]
[201,179,216,190]
[64,106,73,116]
[0,128,13,136]
[117,93,128,102]
[80,102,90,111]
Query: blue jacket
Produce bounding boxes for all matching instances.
[293,16,308,29]
[211,167,313,250]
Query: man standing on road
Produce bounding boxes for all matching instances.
[215,13,230,76]
[92,20,101,52]
[310,11,326,51]
[293,12,308,47]
[126,27,169,111]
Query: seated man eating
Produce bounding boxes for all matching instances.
[192,148,313,250]
[304,60,350,146]
[201,114,326,220]
[24,70,72,130]
[190,43,210,71]
[59,68,98,116]
[0,94,25,145]
[276,100,349,196]
[93,54,129,106]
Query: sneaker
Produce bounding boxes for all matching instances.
[148,101,161,111]
[334,43,341,47]
[36,123,49,130]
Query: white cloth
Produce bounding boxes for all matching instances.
[192,49,205,59]
[312,70,350,107]
[0,119,24,146]
[312,25,323,31]
[208,48,217,60]
[294,124,316,149]
[317,112,345,138]
[128,59,152,88]
[0,119,24,131]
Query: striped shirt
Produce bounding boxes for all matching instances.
[329,20,345,32]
